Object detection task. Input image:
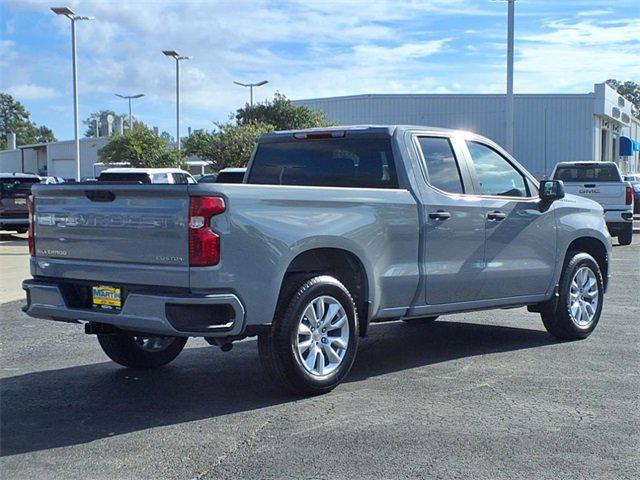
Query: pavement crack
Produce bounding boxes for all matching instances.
[193,418,272,480]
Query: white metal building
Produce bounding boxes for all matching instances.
[294,82,639,177]
[0,137,109,179]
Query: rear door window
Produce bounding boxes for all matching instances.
[417,137,465,194]
[98,172,151,183]
[554,165,621,182]
[248,137,398,189]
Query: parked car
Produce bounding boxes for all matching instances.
[623,174,640,214]
[197,173,218,183]
[215,167,246,183]
[0,173,40,233]
[98,168,196,184]
[23,126,612,395]
[42,176,65,185]
[551,161,634,245]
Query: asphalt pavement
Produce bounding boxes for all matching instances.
[0,236,638,479]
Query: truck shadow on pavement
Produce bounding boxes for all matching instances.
[0,319,555,456]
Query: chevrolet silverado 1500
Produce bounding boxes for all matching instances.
[23,126,612,395]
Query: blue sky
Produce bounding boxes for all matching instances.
[1,0,639,141]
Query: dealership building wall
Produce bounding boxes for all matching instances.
[0,138,108,179]
[294,82,639,178]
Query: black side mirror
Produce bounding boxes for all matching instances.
[539,179,565,202]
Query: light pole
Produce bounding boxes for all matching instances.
[51,6,93,181]
[115,93,144,130]
[163,50,191,150]
[504,0,515,153]
[233,80,269,107]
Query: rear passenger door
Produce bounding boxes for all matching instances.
[415,135,487,305]
[464,140,556,299]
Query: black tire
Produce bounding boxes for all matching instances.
[258,275,359,396]
[402,316,439,323]
[97,334,187,369]
[541,252,604,341]
[618,224,633,246]
[15,227,28,234]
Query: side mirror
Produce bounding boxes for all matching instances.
[539,179,565,202]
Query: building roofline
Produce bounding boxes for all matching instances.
[293,92,595,103]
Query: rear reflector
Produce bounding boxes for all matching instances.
[189,196,226,266]
[27,195,35,256]
[626,186,633,205]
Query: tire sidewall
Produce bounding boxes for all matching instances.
[558,253,604,337]
[275,276,359,393]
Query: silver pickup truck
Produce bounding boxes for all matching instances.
[552,161,634,245]
[23,126,612,395]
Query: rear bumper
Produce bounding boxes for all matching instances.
[0,217,28,227]
[22,279,245,337]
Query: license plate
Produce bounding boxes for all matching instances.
[92,285,122,310]
[14,198,26,205]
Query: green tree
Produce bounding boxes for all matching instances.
[1,93,57,148]
[606,79,640,118]
[236,92,332,130]
[98,124,183,167]
[183,122,273,169]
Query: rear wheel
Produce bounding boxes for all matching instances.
[258,275,359,395]
[618,224,633,246]
[541,252,603,340]
[97,334,187,369]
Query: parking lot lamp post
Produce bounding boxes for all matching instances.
[115,94,145,130]
[233,80,269,107]
[163,51,191,151]
[51,6,93,181]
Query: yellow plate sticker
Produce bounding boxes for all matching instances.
[92,285,121,309]
[14,198,26,205]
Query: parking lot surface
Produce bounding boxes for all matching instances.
[1,237,638,479]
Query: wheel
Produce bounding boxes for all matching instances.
[541,252,604,341]
[618,224,633,246]
[97,333,187,369]
[258,275,359,395]
[402,316,439,323]
[16,227,28,234]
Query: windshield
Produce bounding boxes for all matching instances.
[554,165,621,182]
[0,177,40,198]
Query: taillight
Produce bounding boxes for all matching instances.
[27,195,35,256]
[189,196,226,266]
[626,186,633,205]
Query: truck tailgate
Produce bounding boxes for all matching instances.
[562,183,627,208]
[32,184,190,287]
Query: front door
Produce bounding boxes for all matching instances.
[464,140,557,299]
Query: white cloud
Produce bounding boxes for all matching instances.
[576,9,614,17]
[6,83,59,100]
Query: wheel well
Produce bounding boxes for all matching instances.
[565,237,609,290]
[281,248,370,336]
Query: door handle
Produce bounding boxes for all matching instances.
[487,211,507,221]
[429,210,451,220]
[583,183,596,188]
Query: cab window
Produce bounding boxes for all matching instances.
[467,141,528,197]
[417,136,465,194]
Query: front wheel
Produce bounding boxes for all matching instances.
[97,334,187,369]
[258,275,359,395]
[541,252,604,340]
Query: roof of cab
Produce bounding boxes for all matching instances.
[0,172,41,179]
[259,125,472,142]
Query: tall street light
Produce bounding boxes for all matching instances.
[504,0,515,154]
[115,93,144,130]
[163,50,191,151]
[51,6,93,181]
[234,80,269,107]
